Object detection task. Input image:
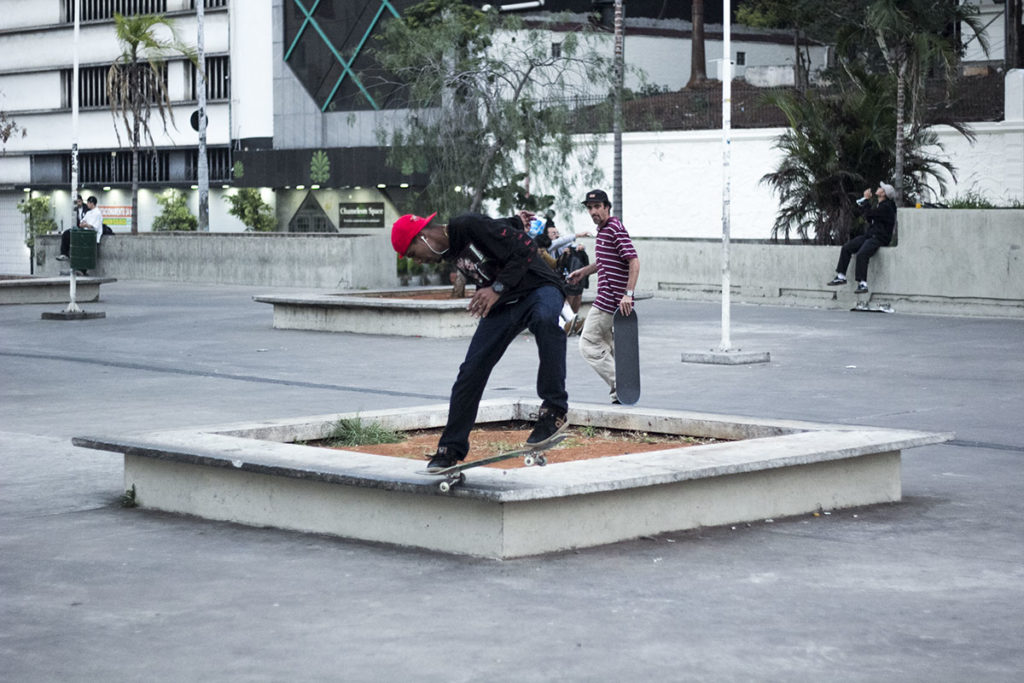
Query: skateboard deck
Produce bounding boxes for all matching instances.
[851,302,894,313]
[613,310,641,405]
[418,434,567,493]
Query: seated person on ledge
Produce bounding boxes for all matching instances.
[827,182,898,294]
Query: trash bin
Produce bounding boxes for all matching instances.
[69,228,97,271]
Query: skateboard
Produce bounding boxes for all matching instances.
[613,310,641,405]
[419,434,567,493]
[851,302,894,313]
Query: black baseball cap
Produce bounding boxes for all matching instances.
[581,189,611,206]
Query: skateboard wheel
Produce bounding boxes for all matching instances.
[438,481,451,493]
[524,455,536,467]
[536,455,547,466]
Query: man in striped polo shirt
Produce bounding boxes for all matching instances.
[567,189,640,404]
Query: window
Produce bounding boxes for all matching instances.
[186,148,232,183]
[736,52,746,66]
[552,42,562,58]
[62,0,168,22]
[190,56,231,101]
[61,63,168,109]
[289,194,334,233]
[75,151,169,184]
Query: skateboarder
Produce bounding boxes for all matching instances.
[826,183,898,294]
[567,189,639,404]
[391,210,570,473]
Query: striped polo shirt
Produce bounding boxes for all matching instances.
[593,216,638,314]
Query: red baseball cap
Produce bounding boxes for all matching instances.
[391,212,437,254]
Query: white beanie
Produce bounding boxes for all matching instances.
[879,182,896,200]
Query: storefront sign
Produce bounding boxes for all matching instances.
[339,202,385,228]
[99,205,132,232]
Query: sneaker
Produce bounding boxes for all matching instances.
[562,315,577,335]
[425,447,460,473]
[526,407,568,447]
[571,316,585,336]
[826,276,846,286]
[610,388,620,405]
[855,282,869,293]
[56,254,69,261]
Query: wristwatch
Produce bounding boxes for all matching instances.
[625,289,634,297]
[492,281,505,294]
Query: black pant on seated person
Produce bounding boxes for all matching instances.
[835,234,885,283]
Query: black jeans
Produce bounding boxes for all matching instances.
[836,234,885,282]
[439,284,568,460]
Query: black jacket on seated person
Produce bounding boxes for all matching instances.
[854,197,897,245]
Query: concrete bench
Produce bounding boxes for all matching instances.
[0,276,116,305]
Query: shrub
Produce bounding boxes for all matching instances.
[17,195,57,249]
[226,188,276,232]
[151,189,197,231]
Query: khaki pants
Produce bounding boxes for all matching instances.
[578,308,616,394]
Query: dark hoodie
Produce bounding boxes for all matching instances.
[444,213,566,303]
[855,198,898,245]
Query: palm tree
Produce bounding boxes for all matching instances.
[762,69,960,245]
[107,13,195,233]
[838,0,987,205]
[686,0,707,88]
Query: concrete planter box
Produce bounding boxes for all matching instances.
[73,399,950,559]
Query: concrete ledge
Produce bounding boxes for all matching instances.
[73,400,951,558]
[0,276,116,304]
[253,288,480,338]
[253,288,616,337]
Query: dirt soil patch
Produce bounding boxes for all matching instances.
[316,422,721,469]
[356,288,475,301]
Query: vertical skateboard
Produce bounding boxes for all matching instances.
[613,310,641,405]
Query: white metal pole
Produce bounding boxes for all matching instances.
[197,0,210,231]
[719,0,732,351]
[65,0,82,314]
[71,0,80,206]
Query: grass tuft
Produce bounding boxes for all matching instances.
[326,418,404,447]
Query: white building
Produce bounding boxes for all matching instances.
[0,0,274,274]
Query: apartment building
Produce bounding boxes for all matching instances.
[0,0,273,273]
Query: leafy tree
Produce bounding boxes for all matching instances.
[761,69,960,244]
[371,0,618,219]
[151,189,197,231]
[836,0,988,204]
[1,97,26,151]
[226,188,276,232]
[107,13,196,233]
[737,0,864,90]
[18,195,58,250]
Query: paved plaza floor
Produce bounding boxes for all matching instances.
[1,280,1022,681]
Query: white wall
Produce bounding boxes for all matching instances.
[557,75,1024,240]
[1,0,61,31]
[230,0,275,142]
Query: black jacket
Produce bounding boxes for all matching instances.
[854,198,897,245]
[445,213,565,303]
